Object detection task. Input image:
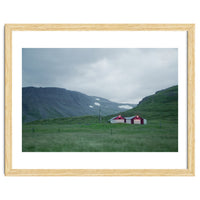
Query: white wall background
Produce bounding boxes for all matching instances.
[0,0,199,200]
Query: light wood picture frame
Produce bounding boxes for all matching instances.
[5,24,195,176]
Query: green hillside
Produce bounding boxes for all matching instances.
[96,85,178,123]
[119,85,178,121]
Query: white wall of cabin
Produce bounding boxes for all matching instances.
[134,119,141,124]
[111,119,125,123]
[126,119,132,124]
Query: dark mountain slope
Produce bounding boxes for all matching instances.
[22,87,135,123]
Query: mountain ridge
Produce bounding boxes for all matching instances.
[119,85,178,121]
[22,87,136,123]
[25,85,178,125]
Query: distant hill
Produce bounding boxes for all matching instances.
[117,85,178,121]
[22,87,136,123]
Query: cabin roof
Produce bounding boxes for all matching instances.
[133,115,143,119]
[109,115,125,121]
[109,116,117,121]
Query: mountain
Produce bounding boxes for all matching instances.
[26,85,178,125]
[22,87,136,123]
[118,85,178,121]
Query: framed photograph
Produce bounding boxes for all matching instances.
[5,24,195,176]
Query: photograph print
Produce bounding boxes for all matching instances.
[22,48,178,152]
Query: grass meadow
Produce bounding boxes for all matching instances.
[22,120,178,152]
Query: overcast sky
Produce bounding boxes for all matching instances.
[22,48,178,104]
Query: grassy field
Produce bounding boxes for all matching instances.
[22,119,178,152]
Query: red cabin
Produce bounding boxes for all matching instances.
[109,115,147,124]
[110,115,125,123]
[132,115,144,124]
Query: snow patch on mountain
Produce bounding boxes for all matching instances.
[118,105,133,109]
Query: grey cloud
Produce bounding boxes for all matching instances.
[22,48,178,104]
